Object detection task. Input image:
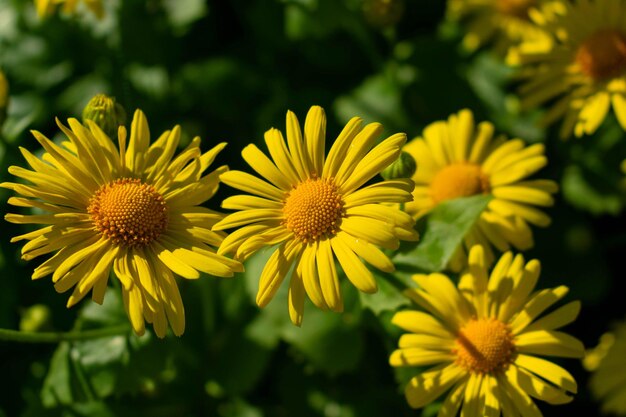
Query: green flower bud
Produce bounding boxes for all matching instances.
[82,94,127,139]
[363,0,405,29]
[19,304,52,332]
[381,151,417,180]
[0,70,9,130]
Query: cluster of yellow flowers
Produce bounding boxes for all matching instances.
[8,0,626,415]
[2,100,582,415]
[451,0,626,140]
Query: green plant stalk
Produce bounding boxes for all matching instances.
[0,324,130,343]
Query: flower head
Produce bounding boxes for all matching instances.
[35,0,104,19]
[2,110,243,338]
[213,106,419,325]
[390,245,583,415]
[508,0,626,138]
[404,109,557,271]
[584,318,626,415]
[446,0,560,54]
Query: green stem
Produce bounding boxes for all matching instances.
[0,324,130,343]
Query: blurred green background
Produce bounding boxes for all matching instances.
[1,0,625,416]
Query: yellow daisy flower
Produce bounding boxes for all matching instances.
[446,0,560,54]
[213,105,419,325]
[585,318,626,415]
[35,0,104,19]
[404,109,557,271]
[508,0,626,138]
[1,110,243,338]
[390,245,584,415]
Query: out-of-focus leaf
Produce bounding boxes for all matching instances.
[41,342,74,407]
[71,337,126,398]
[57,74,108,116]
[242,249,364,375]
[466,52,544,142]
[1,94,44,143]
[281,300,364,375]
[40,289,177,407]
[77,286,127,328]
[218,398,263,417]
[127,64,169,100]
[562,164,623,215]
[284,0,365,41]
[210,330,273,395]
[68,402,116,417]
[308,390,355,417]
[393,194,492,272]
[163,0,207,33]
[334,69,409,133]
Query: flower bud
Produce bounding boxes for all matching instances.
[381,151,416,180]
[82,93,126,139]
[19,304,52,332]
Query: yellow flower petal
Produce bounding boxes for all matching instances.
[288,266,305,327]
[304,105,326,175]
[330,235,377,293]
[404,363,465,409]
[316,238,343,312]
[322,116,363,178]
[241,143,293,190]
[515,354,577,394]
[389,348,455,367]
[391,310,454,338]
[515,330,585,358]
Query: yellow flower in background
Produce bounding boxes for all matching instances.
[404,109,557,271]
[35,0,104,19]
[391,245,583,415]
[508,0,626,138]
[2,110,242,338]
[584,318,626,415]
[446,0,561,54]
[213,106,419,325]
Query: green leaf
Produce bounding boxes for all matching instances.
[465,52,544,142]
[334,69,409,133]
[162,0,208,33]
[562,164,623,215]
[280,302,364,376]
[40,289,176,407]
[393,194,492,272]
[242,249,364,375]
[41,342,74,407]
[217,398,263,417]
[358,272,409,315]
[210,329,274,395]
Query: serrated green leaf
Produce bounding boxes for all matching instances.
[393,194,492,272]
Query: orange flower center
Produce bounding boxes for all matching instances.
[576,29,626,80]
[454,318,516,374]
[430,163,490,204]
[88,178,168,246]
[283,178,344,242]
[495,0,535,18]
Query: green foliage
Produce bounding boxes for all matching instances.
[0,0,623,416]
[394,194,492,273]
